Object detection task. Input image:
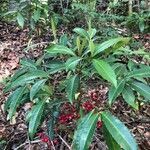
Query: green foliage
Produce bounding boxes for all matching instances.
[66,75,80,104]
[72,111,99,150]
[125,11,150,33]
[101,111,137,150]
[5,27,150,149]
[28,100,46,139]
[2,0,150,148]
[93,59,117,87]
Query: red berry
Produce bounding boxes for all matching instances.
[97,121,103,128]
[92,93,98,100]
[53,139,59,145]
[82,101,95,111]
[42,137,49,143]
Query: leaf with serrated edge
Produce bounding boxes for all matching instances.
[101,111,137,150]
[93,59,117,87]
[46,45,75,56]
[73,28,90,39]
[131,81,150,100]
[122,86,138,110]
[29,100,45,139]
[66,75,80,104]
[7,86,26,120]
[126,67,150,78]
[4,70,48,92]
[17,13,24,28]
[103,124,120,150]
[30,79,47,100]
[72,111,99,150]
[94,37,130,56]
[109,80,125,105]
[65,57,81,71]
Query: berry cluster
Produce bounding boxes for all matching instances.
[59,113,79,124]
[59,103,80,124]
[37,132,58,146]
[88,89,99,101]
[82,100,95,111]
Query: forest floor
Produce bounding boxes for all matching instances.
[0,22,150,150]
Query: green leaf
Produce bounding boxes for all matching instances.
[93,59,117,87]
[126,67,150,78]
[94,37,130,56]
[101,111,137,150]
[30,79,47,100]
[65,57,81,71]
[48,99,68,108]
[103,125,121,150]
[59,34,68,46]
[72,111,99,150]
[122,86,138,110]
[46,61,65,74]
[4,92,16,112]
[11,67,28,81]
[73,28,89,39]
[87,28,96,39]
[46,45,75,56]
[89,40,95,55]
[29,100,45,139]
[20,59,37,69]
[47,118,55,140]
[17,13,24,28]
[4,70,48,92]
[130,81,150,100]
[139,20,145,32]
[109,80,125,105]
[7,86,26,120]
[66,75,80,104]
[32,8,41,22]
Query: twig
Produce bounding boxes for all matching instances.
[51,140,56,150]
[14,140,41,150]
[57,134,71,150]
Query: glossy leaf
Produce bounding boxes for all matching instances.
[94,37,130,56]
[103,125,120,150]
[20,59,37,69]
[17,13,24,28]
[126,67,150,78]
[72,111,99,150]
[93,59,117,87]
[109,80,125,105]
[6,86,26,120]
[88,28,96,39]
[47,118,55,140]
[66,75,80,104]
[30,79,47,100]
[59,34,68,46]
[73,27,89,39]
[131,81,150,100]
[11,67,28,81]
[33,9,41,22]
[46,62,65,74]
[46,45,75,56]
[4,70,48,92]
[29,100,45,139]
[122,86,138,110]
[101,111,137,150]
[65,57,81,71]
[139,20,145,32]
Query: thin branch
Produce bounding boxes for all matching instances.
[57,134,71,150]
[14,140,41,150]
